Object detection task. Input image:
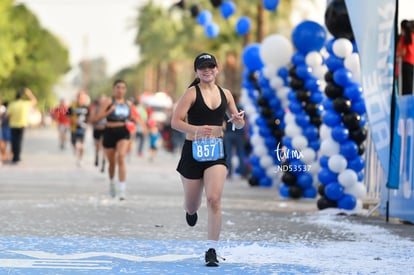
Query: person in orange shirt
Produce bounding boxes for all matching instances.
[50,99,71,150]
[397,20,414,95]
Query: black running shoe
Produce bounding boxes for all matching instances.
[205,248,219,267]
[185,212,197,227]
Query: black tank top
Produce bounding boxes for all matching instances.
[106,98,130,122]
[187,85,227,126]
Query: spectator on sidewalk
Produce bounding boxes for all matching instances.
[397,19,414,95]
[0,100,12,163]
[6,88,37,164]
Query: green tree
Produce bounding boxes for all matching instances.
[1,4,70,110]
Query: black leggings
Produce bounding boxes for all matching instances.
[402,62,414,95]
[10,127,24,162]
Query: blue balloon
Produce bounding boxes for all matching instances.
[350,99,366,115]
[323,110,342,127]
[338,194,357,210]
[296,65,312,79]
[322,98,335,111]
[309,91,324,103]
[325,38,335,54]
[265,136,277,149]
[297,172,313,189]
[357,171,364,181]
[325,182,345,201]
[289,101,303,114]
[236,16,251,35]
[262,88,274,99]
[256,116,267,127]
[259,176,273,187]
[305,77,320,92]
[278,67,289,79]
[291,52,306,66]
[292,20,327,54]
[319,155,329,168]
[318,167,337,185]
[340,140,359,159]
[249,154,260,166]
[205,22,219,38]
[252,165,266,178]
[259,126,271,137]
[303,125,319,141]
[344,83,363,101]
[331,125,349,142]
[242,43,263,71]
[303,186,317,198]
[325,55,344,71]
[263,0,280,11]
[333,68,353,87]
[220,1,236,19]
[282,136,292,148]
[269,98,281,109]
[279,184,290,198]
[308,139,320,151]
[347,156,365,172]
[197,10,212,26]
[295,113,310,127]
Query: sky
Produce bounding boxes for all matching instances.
[16,0,414,77]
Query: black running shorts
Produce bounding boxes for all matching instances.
[93,129,105,140]
[176,140,227,179]
[103,126,130,149]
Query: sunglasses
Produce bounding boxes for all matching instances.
[197,64,216,70]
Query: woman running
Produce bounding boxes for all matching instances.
[171,53,245,266]
[92,80,146,200]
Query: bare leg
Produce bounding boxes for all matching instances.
[203,164,227,241]
[115,139,130,182]
[105,148,116,180]
[181,176,204,215]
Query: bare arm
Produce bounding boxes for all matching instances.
[25,88,37,106]
[171,87,198,135]
[224,89,245,129]
[89,98,113,123]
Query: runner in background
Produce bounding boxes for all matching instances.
[147,118,161,162]
[89,95,107,172]
[67,91,90,167]
[50,99,71,150]
[134,95,148,157]
[0,100,12,164]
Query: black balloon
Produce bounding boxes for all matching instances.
[257,97,268,107]
[272,128,284,140]
[325,71,334,83]
[324,0,354,40]
[318,184,326,196]
[190,4,200,18]
[310,116,322,127]
[349,127,368,144]
[290,77,305,90]
[289,66,297,77]
[296,89,311,102]
[210,0,222,7]
[317,196,338,210]
[343,112,361,130]
[261,107,274,118]
[305,102,319,115]
[333,97,352,113]
[248,176,259,186]
[325,83,343,99]
[282,172,297,186]
[358,143,365,155]
[289,186,303,199]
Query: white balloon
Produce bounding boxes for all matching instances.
[266,166,277,178]
[260,155,274,169]
[270,76,284,90]
[338,169,359,187]
[332,38,353,58]
[284,112,296,124]
[292,135,308,150]
[285,123,302,137]
[328,154,348,173]
[301,148,316,164]
[260,34,293,68]
[305,51,324,67]
[262,65,277,79]
[354,199,364,212]
[344,53,360,73]
[309,161,321,175]
[277,87,290,101]
[253,144,268,157]
[250,134,264,146]
[312,65,328,79]
[320,138,340,156]
[344,182,366,198]
[320,124,332,140]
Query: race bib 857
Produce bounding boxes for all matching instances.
[192,137,224,162]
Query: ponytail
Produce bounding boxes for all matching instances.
[188,77,200,88]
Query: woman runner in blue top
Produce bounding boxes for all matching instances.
[171,53,245,266]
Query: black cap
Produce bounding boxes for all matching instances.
[194,53,217,71]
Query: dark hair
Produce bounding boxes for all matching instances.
[402,20,412,45]
[113,79,127,87]
[16,89,25,99]
[188,77,200,88]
